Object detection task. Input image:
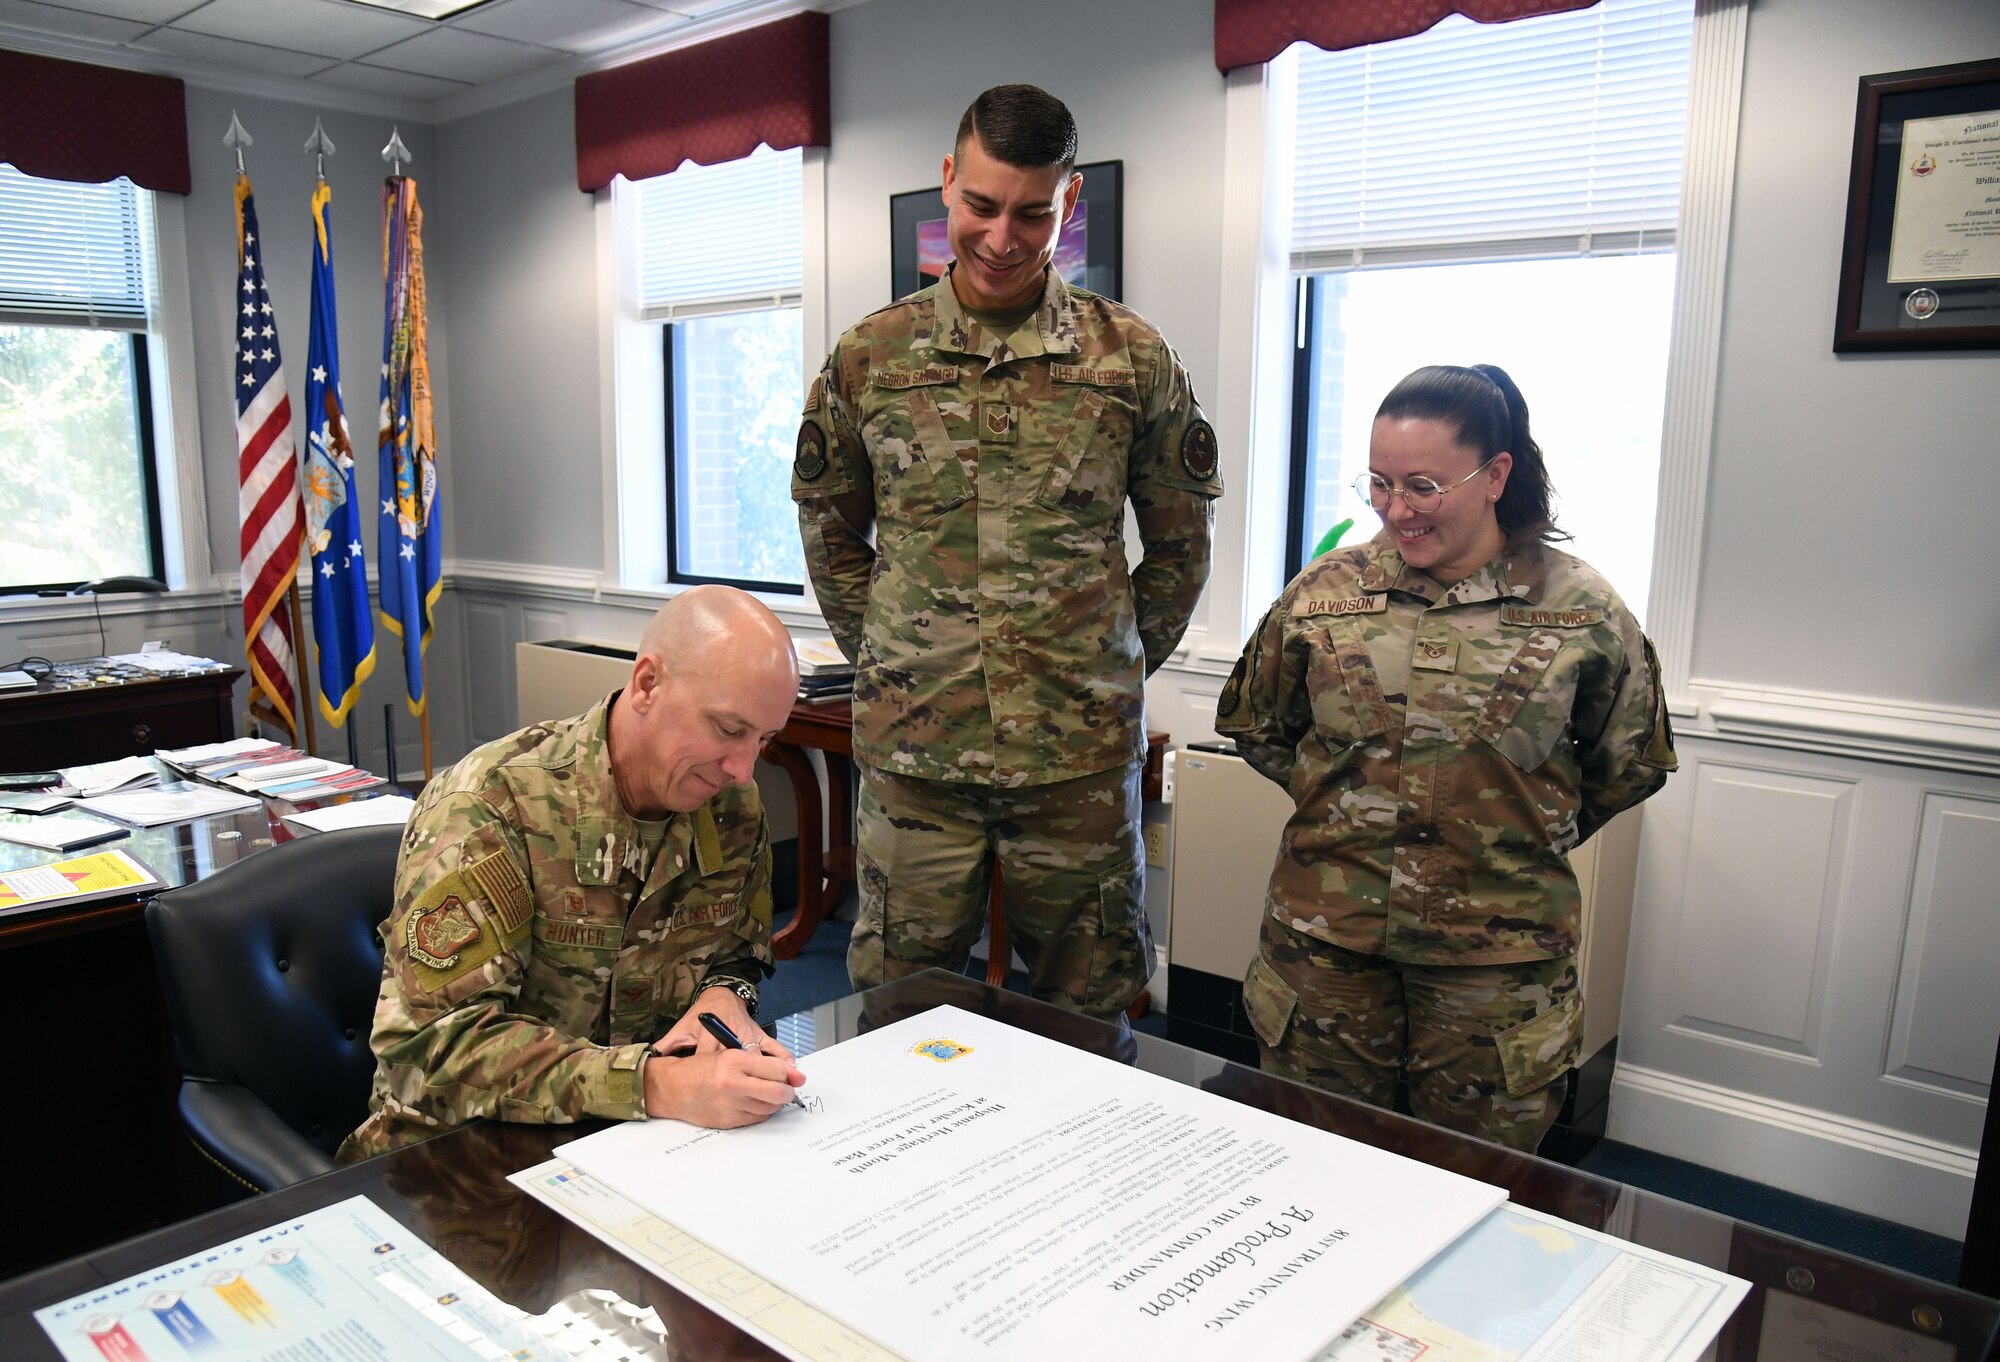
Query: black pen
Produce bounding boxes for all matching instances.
[697,1011,808,1110]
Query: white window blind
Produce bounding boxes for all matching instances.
[0,165,154,329]
[1291,0,1693,272]
[632,144,802,320]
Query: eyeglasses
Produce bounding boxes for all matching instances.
[1354,456,1499,514]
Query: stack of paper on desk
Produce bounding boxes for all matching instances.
[558,1004,1512,1362]
[76,785,262,827]
[62,756,160,798]
[0,810,129,852]
[160,741,390,802]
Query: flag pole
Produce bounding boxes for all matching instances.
[286,580,318,756]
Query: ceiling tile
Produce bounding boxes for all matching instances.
[171,0,430,61]
[309,60,474,101]
[31,0,203,21]
[129,24,338,77]
[361,25,556,82]
[451,0,675,54]
[0,0,150,42]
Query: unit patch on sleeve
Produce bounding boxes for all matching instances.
[409,894,481,969]
[1180,419,1219,480]
[794,421,827,482]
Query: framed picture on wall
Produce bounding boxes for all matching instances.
[1833,57,2000,352]
[889,160,1123,303]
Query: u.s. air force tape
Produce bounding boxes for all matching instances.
[794,422,827,482]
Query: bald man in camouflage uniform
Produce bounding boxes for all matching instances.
[340,586,804,1160]
[795,86,1221,1018]
[1217,535,1675,1149]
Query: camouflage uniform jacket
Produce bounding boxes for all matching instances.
[793,264,1224,788]
[1216,532,1676,966]
[339,696,775,1160]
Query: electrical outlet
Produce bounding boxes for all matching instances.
[1142,821,1167,868]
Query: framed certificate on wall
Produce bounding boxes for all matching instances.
[1834,58,2000,352]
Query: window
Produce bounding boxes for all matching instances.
[0,166,165,594]
[1284,0,1693,624]
[632,145,805,594]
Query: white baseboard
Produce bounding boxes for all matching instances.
[1608,1063,1977,1239]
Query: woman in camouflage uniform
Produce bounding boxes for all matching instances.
[1216,365,1676,1151]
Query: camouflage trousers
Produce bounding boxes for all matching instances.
[1242,916,1582,1152]
[848,762,1149,1019]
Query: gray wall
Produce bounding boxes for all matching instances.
[1692,0,1999,708]
[433,89,601,572]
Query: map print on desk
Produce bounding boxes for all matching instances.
[34,1195,568,1362]
[1323,1202,1745,1362]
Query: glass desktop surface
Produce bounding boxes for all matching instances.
[1,971,1992,1362]
[0,758,393,937]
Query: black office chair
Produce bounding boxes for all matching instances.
[145,823,401,1196]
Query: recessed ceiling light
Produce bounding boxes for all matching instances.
[340,0,498,20]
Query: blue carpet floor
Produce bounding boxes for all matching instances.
[763,916,1967,1288]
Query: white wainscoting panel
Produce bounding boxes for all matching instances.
[462,600,512,747]
[1673,762,1854,1057]
[1888,793,2000,1097]
[1618,733,1997,1235]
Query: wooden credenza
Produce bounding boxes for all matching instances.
[0,664,242,768]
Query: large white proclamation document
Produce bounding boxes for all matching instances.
[560,1004,1506,1362]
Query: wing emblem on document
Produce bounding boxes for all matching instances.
[911,1038,973,1063]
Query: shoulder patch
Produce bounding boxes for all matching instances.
[1179,419,1219,481]
[404,870,506,992]
[410,895,479,968]
[873,364,959,390]
[794,422,827,482]
[1500,605,1606,628]
[1293,593,1386,618]
[803,373,823,413]
[1217,668,1244,718]
[462,849,532,941]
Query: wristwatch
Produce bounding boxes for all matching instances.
[703,975,760,1017]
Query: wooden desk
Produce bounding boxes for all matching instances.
[0,660,242,769]
[4,972,1994,1360]
[762,701,1167,986]
[0,766,391,1278]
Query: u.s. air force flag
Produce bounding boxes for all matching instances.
[378,173,441,715]
[303,179,375,726]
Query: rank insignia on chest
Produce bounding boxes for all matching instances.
[1180,419,1219,480]
[1413,635,1458,671]
[409,895,481,969]
[983,403,1016,441]
[794,422,827,482]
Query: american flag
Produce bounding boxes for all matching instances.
[234,175,303,740]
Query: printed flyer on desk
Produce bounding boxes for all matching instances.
[34,1195,560,1361]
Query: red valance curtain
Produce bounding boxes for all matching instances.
[0,50,190,194]
[575,11,830,192]
[1215,0,1601,71]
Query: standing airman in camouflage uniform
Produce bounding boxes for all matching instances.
[340,586,805,1160]
[1217,365,1675,1150]
[794,85,1222,1019]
